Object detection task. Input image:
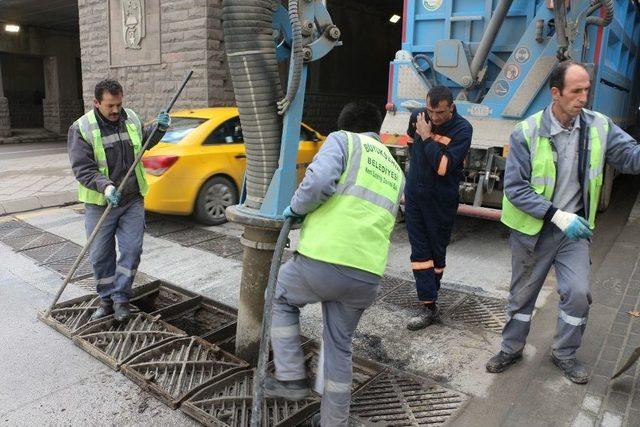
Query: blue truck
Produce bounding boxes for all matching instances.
[381,0,640,219]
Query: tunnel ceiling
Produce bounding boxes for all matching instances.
[0,0,78,33]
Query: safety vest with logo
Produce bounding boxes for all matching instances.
[297,132,405,276]
[75,108,148,205]
[501,109,608,235]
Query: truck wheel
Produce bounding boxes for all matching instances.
[598,163,614,212]
[194,176,238,225]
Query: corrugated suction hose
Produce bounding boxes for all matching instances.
[223,0,283,209]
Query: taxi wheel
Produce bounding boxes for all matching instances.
[194,176,238,225]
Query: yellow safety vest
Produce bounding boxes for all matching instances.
[75,109,148,205]
[297,132,405,276]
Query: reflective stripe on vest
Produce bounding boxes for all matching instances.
[297,132,405,276]
[75,108,148,205]
[501,109,607,235]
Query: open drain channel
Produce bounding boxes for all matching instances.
[182,369,320,426]
[122,336,248,408]
[350,371,468,426]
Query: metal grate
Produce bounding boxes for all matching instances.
[350,371,468,426]
[71,271,158,292]
[300,342,383,393]
[39,294,102,338]
[4,232,66,251]
[162,228,227,247]
[144,220,192,237]
[181,369,320,426]
[378,276,411,300]
[381,282,466,314]
[42,254,94,279]
[72,312,187,370]
[447,294,506,332]
[192,236,244,258]
[0,221,42,241]
[122,336,249,408]
[21,241,82,264]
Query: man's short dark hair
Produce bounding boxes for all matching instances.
[337,101,383,134]
[94,79,123,101]
[549,61,588,94]
[427,85,453,108]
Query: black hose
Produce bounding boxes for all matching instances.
[223,0,283,209]
[586,0,614,27]
[250,217,294,427]
[277,0,304,115]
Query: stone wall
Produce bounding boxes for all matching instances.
[78,0,234,121]
[43,100,83,134]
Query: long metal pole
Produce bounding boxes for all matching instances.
[250,217,293,427]
[469,0,515,81]
[44,70,193,317]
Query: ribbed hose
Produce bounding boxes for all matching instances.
[277,0,304,115]
[586,0,614,27]
[223,0,283,209]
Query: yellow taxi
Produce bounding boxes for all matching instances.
[142,107,325,225]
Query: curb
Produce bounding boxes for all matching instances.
[0,190,78,215]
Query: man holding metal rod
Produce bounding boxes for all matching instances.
[67,79,170,322]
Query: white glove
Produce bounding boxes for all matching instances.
[551,210,592,240]
[104,185,116,197]
[104,185,121,206]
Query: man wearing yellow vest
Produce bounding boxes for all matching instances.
[67,79,170,322]
[486,61,640,384]
[264,102,404,426]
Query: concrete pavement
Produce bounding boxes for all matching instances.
[0,142,77,215]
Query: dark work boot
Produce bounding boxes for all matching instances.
[113,301,132,322]
[486,350,523,373]
[264,375,310,401]
[90,299,114,321]
[407,303,441,331]
[551,354,589,384]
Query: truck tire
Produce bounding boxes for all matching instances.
[194,176,238,225]
[598,163,614,212]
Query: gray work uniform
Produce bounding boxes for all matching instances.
[501,105,640,359]
[270,131,392,426]
[67,108,163,302]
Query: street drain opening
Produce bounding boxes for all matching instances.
[132,282,198,313]
[39,294,102,337]
[181,369,319,426]
[448,294,506,332]
[350,370,468,426]
[122,336,248,408]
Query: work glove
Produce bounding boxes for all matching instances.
[156,110,171,132]
[551,210,592,241]
[104,185,121,207]
[283,205,305,223]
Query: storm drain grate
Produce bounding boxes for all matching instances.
[299,341,383,393]
[381,282,466,314]
[192,235,243,258]
[71,272,158,292]
[447,294,506,332]
[39,294,102,338]
[350,371,468,426]
[42,254,94,279]
[72,312,187,370]
[181,369,320,426]
[0,221,42,241]
[122,336,249,408]
[162,228,227,247]
[145,220,192,237]
[131,282,198,314]
[378,275,411,299]
[21,241,82,264]
[4,231,66,251]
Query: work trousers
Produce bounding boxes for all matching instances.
[501,223,592,359]
[404,187,456,301]
[271,253,379,427]
[84,197,145,303]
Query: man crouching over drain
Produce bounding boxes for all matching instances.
[264,102,405,426]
